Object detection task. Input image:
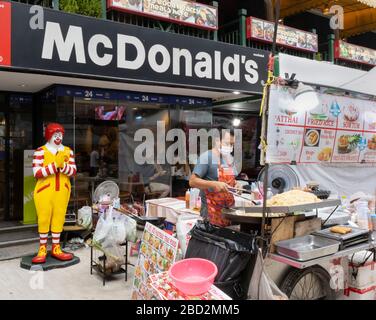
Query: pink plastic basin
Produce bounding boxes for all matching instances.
[168,258,218,296]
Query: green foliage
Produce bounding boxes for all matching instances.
[60,0,102,18]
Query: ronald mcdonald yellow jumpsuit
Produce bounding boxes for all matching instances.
[32,125,77,264]
[33,145,76,233]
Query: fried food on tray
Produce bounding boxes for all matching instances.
[266,190,321,207]
[330,226,352,235]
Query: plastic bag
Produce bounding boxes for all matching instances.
[77,206,92,229]
[176,214,201,257]
[248,249,288,300]
[111,215,127,244]
[93,208,113,244]
[123,215,137,243]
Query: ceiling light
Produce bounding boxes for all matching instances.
[233,118,241,127]
[357,0,376,8]
[18,84,27,88]
[233,91,241,95]
[135,115,143,120]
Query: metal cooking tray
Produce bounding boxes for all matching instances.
[235,199,341,214]
[275,235,340,261]
[312,225,369,241]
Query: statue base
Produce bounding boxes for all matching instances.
[20,254,80,271]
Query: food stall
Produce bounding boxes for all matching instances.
[221,69,376,299]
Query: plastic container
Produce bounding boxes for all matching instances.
[356,201,372,230]
[371,214,376,231]
[169,258,218,295]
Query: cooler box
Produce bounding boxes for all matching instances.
[344,285,376,300]
[348,250,376,288]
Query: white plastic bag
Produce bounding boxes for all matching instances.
[248,249,288,300]
[77,206,92,229]
[93,207,113,244]
[123,215,137,243]
[176,214,202,257]
[111,215,127,244]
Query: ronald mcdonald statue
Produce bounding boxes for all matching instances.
[32,123,77,264]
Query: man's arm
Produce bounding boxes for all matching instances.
[189,173,229,192]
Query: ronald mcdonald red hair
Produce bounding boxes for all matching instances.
[45,123,65,142]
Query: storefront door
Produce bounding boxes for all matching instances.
[0,93,33,223]
[0,94,7,221]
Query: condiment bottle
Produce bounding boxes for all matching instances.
[185,190,190,209]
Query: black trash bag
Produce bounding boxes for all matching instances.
[185,221,258,300]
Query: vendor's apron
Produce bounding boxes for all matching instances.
[205,164,236,227]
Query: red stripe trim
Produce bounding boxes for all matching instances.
[0,1,11,67]
[45,165,51,176]
[64,182,70,191]
[55,171,60,191]
[69,161,75,165]
[34,170,44,179]
[36,184,50,194]
[32,164,42,167]
[348,285,376,294]
[33,155,44,160]
[51,162,57,174]
[36,147,43,151]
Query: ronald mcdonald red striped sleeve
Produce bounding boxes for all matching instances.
[32,147,58,179]
[61,149,77,177]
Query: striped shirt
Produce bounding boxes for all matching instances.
[32,146,77,179]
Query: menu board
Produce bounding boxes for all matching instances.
[246,17,318,53]
[108,0,218,30]
[335,40,376,66]
[266,86,376,164]
[131,222,179,300]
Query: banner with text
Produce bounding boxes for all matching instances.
[266,86,376,164]
[108,0,218,30]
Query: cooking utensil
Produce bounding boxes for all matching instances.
[275,235,340,261]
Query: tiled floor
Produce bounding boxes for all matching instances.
[0,246,136,300]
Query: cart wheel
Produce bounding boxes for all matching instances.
[280,266,335,300]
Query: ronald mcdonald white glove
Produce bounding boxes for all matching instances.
[56,151,68,169]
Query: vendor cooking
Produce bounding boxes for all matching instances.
[189,128,242,227]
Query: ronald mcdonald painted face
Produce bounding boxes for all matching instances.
[51,132,63,146]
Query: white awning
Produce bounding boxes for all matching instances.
[278,53,376,96]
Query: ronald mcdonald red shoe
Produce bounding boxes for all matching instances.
[32,245,47,264]
[51,244,73,261]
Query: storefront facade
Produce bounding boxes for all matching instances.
[0,1,268,225]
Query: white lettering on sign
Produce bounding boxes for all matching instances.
[41,22,86,63]
[40,21,262,85]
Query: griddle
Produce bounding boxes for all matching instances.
[312,225,371,250]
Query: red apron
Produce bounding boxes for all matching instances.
[205,163,236,227]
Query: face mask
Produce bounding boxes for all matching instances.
[220,146,233,155]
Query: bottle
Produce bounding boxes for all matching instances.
[185,190,190,209]
[356,200,372,230]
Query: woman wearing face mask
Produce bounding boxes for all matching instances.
[189,128,240,227]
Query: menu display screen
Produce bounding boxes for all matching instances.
[335,40,376,66]
[246,16,318,53]
[108,0,218,30]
